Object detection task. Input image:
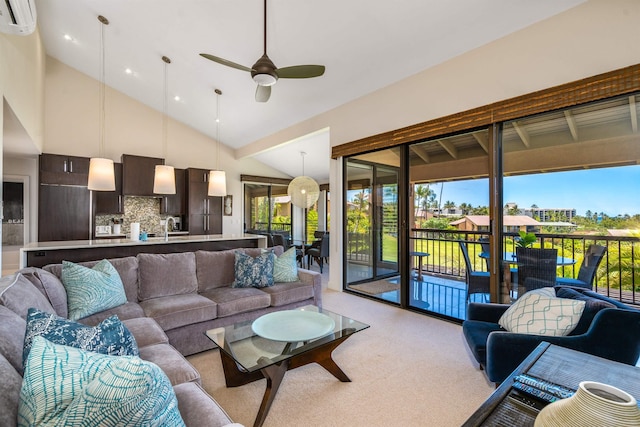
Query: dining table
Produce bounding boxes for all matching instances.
[479,251,576,266]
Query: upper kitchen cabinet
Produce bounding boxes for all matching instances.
[95,162,124,214]
[122,154,164,196]
[160,168,185,215]
[185,168,222,235]
[39,153,90,186]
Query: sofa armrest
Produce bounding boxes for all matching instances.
[297,268,322,307]
[467,302,510,323]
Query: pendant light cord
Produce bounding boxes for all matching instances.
[215,88,222,170]
[162,57,169,159]
[98,16,108,158]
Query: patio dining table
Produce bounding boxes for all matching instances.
[479,251,575,266]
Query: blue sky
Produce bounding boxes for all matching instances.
[423,165,640,217]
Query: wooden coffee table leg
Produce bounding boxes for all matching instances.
[253,360,290,427]
[288,334,352,382]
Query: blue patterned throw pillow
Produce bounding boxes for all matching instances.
[22,307,138,369]
[19,336,185,427]
[61,259,127,320]
[232,250,275,288]
[273,247,299,282]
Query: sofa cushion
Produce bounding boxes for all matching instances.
[61,259,128,320]
[19,336,185,427]
[201,287,271,317]
[140,294,217,331]
[0,273,55,319]
[122,317,169,348]
[78,301,146,326]
[232,250,275,288]
[18,267,69,318]
[138,252,198,300]
[0,353,21,427]
[173,382,234,427]
[45,256,139,303]
[462,319,504,366]
[0,305,27,375]
[499,292,586,336]
[273,247,299,283]
[555,287,616,335]
[23,308,139,368]
[260,282,314,307]
[138,343,200,386]
[196,249,237,292]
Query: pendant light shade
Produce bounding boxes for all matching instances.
[88,157,116,191]
[208,88,227,197]
[88,15,115,192]
[153,164,176,194]
[287,152,319,208]
[208,170,226,197]
[153,55,176,194]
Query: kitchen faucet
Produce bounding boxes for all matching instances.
[165,217,175,241]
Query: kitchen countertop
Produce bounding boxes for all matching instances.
[21,234,268,251]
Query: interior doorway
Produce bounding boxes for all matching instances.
[2,175,29,275]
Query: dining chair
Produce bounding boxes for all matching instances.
[459,241,490,302]
[556,244,607,289]
[515,247,558,295]
[307,233,330,273]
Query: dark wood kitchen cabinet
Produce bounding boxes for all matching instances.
[39,153,90,186]
[121,154,164,196]
[160,168,185,215]
[95,162,123,214]
[185,168,222,235]
[38,185,91,241]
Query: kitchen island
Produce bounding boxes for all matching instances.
[20,234,268,268]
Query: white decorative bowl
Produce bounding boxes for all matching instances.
[535,381,640,427]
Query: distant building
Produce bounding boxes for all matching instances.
[524,207,576,222]
[450,215,542,233]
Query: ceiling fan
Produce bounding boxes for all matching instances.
[200,0,325,103]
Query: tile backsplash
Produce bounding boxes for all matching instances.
[95,197,168,236]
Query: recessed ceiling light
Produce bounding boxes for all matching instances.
[174,95,180,102]
[124,68,133,75]
[63,34,73,41]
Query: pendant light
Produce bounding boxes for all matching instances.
[288,152,319,209]
[153,55,176,194]
[207,88,227,196]
[87,15,116,191]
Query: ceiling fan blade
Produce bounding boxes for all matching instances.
[199,53,253,73]
[255,85,271,102]
[276,65,325,79]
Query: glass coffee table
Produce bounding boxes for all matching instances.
[205,305,369,427]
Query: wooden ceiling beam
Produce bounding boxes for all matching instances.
[410,145,430,163]
[630,96,638,133]
[512,121,530,148]
[438,139,458,159]
[564,111,579,141]
[472,132,489,153]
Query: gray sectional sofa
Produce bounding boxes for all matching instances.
[0,245,322,427]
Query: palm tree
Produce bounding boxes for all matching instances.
[443,200,456,213]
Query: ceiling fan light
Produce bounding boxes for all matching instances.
[253,73,277,86]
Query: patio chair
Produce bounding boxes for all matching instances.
[459,241,490,302]
[515,247,558,294]
[556,244,607,289]
[478,237,490,270]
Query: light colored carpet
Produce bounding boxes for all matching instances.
[187,290,494,427]
[347,278,399,295]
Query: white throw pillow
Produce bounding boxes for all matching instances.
[499,292,586,336]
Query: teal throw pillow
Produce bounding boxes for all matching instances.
[18,336,185,427]
[61,259,127,320]
[22,307,138,369]
[232,250,275,288]
[273,247,299,282]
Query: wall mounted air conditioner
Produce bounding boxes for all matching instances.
[0,0,37,36]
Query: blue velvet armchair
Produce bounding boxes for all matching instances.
[462,286,640,384]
